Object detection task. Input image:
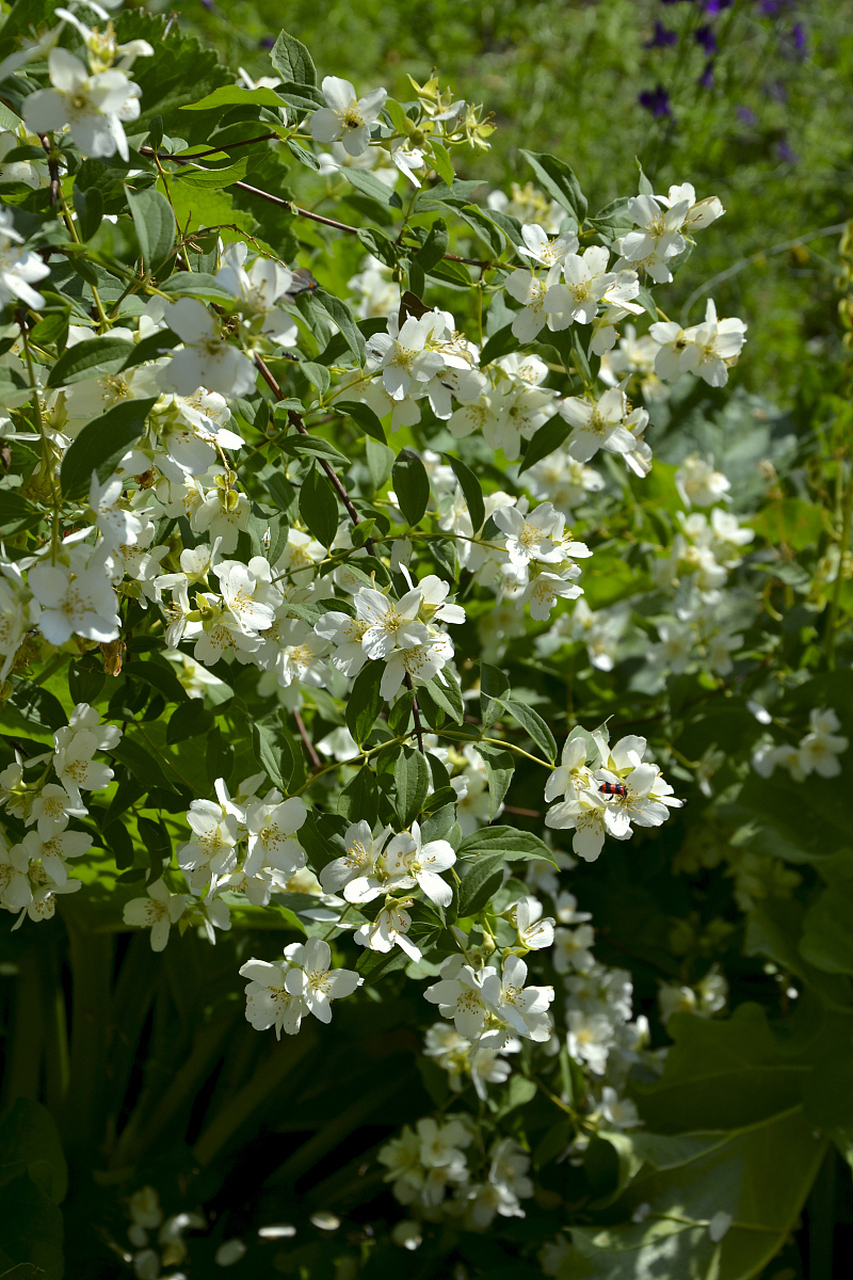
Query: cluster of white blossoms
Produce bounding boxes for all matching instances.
[545,729,683,862]
[0,703,118,924]
[752,707,849,782]
[379,1122,534,1231]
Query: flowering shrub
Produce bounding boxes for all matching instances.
[1,3,852,1278]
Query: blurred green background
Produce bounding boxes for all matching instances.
[161,0,853,403]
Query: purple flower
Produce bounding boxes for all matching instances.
[645,20,678,48]
[695,24,718,54]
[704,0,732,12]
[200,0,215,9]
[775,138,799,164]
[638,85,673,118]
[259,36,275,48]
[790,22,806,50]
[698,60,715,89]
[736,105,758,126]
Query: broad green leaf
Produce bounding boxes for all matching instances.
[480,662,510,730]
[167,700,214,745]
[442,452,485,533]
[499,697,557,762]
[312,289,365,364]
[472,742,515,820]
[0,1098,67,1203]
[280,434,350,469]
[60,398,157,498]
[414,217,450,270]
[334,399,387,444]
[123,659,189,707]
[180,85,287,111]
[252,720,293,792]
[392,448,430,526]
[343,167,402,208]
[456,825,555,864]
[752,497,826,552]
[173,157,251,189]
[421,671,464,726]
[159,272,237,303]
[270,30,317,86]
[6,679,66,732]
[367,438,395,491]
[299,462,339,547]
[125,185,176,271]
[520,150,588,223]
[479,322,521,367]
[346,662,384,746]
[429,142,455,188]
[456,853,504,916]
[46,336,134,388]
[519,417,572,474]
[800,880,853,975]
[394,746,431,827]
[110,736,179,794]
[337,765,379,824]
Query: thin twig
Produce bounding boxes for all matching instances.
[39,135,61,207]
[293,707,322,769]
[253,354,376,555]
[405,675,426,754]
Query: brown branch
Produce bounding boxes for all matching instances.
[293,707,321,769]
[182,133,278,160]
[138,146,496,269]
[253,353,376,556]
[39,135,61,207]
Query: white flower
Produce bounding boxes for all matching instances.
[238,956,308,1038]
[543,246,617,328]
[29,547,120,646]
[283,936,362,1023]
[424,956,491,1041]
[366,312,447,401]
[520,572,583,621]
[177,798,240,894]
[553,924,596,973]
[513,896,555,950]
[380,630,454,700]
[123,880,189,951]
[385,820,456,908]
[481,954,554,1042]
[355,904,422,962]
[493,501,564,569]
[23,48,140,162]
[215,243,299,346]
[675,454,731,508]
[26,784,87,839]
[0,209,50,309]
[558,388,648,466]
[160,298,257,398]
[613,193,689,283]
[354,586,430,659]
[599,1086,641,1129]
[52,703,119,803]
[566,1008,615,1074]
[797,707,848,777]
[504,268,560,342]
[309,76,387,157]
[244,795,307,876]
[516,223,579,268]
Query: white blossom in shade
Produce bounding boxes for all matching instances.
[29,546,120,646]
[658,982,698,1023]
[525,452,605,512]
[313,611,370,678]
[283,936,362,1023]
[480,954,554,1042]
[0,208,50,309]
[160,298,257,398]
[675,454,731,508]
[52,704,119,804]
[797,707,849,778]
[465,1138,534,1229]
[244,795,307,876]
[0,563,41,681]
[520,572,583,621]
[553,924,596,973]
[366,312,447,400]
[385,820,456,908]
[0,835,32,912]
[319,821,390,895]
[340,828,418,904]
[354,586,431,658]
[26,784,85,839]
[599,1086,642,1129]
[12,862,81,928]
[554,891,593,925]
[512,896,555,950]
[543,245,617,328]
[391,1221,423,1251]
[566,1008,616,1074]
[424,955,491,1041]
[683,299,748,387]
[238,956,308,1038]
[515,223,579,268]
[176,799,240,894]
[354,903,422,962]
[380,630,453,701]
[612,193,689,283]
[558,388,648,466]
[390,142,425,187]
[417,1116,472,1171]
[347,254,401,320]
[23,48,140,162]
[215,243,299,346]
[123,880,189,951]
[309,76,387,157]
[752,740,807,783]
[16,827,91,888]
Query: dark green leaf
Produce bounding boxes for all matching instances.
[337,766,379,824]
[252,720,293,792]
[394,746,431,827]
[414,218,450,271]
[392,448,430,526]
[60,398,158,498]
[270,30,317,86]
[313,289,365,364]
[46,336,135,388]
[334,399,386,444]
[111,735,178,794]
[441,452,485,532]
[479,662,510,730]
[180,84,287,111]
[472,743,515,821]
[167,700,214,745]
[479,322,521,367]
[343,167,403,208]
[520,150,588,223]
[518,417,572,474]
[281,434,350,468]
[456,854,505,916]
[299,462,339,547]
[6,680,66,732]
[499,697,557,761]
[346,662,384,745]
[456,825,555,864]
[124,185,176,271]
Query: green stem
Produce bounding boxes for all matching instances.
[62,920,112,1157]
[1,948,44,1107]
[825,460,853,669]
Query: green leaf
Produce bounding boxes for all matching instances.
[270,31,317,86]
[801,879,853,975]
[499,697,557,762]
[280,434,350,469]
[337,765,379,824]
[180,84,287,111]
[392,448,430,526]
[159,271,237,303]
[518,417,572,474]
[472,743,515,821]
[0,1100,66,1280]
[60,398,157,498]
[519,150,588,223]
[429,142,455,188]
[394,746,431,827]
[367,437,395,491]
[480,662,510,730]
[136,815,171,881]
[414,217,450,270]
[442,452,485,533]
[6,679,66,732]
[335,399,386,444]
[122,659,189,707]
[124,185,176,271]
[479,322,521,367]
[422,671,464,726]
[346,662,384,745]
[46,336,135,388]
[173,157,251,189]
[110,736,179,794]
[167,700,214,745]
[252,720,293,792]
[0,1098,67,1203]
[299,462,339,547]
[456,825,555,864]
[313,289,365,364]
[72,184,104,241]
[343,167,403,208]
[456,854,505,916]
